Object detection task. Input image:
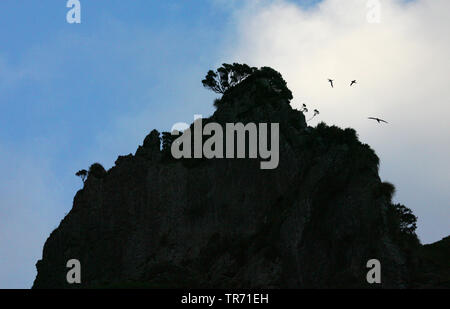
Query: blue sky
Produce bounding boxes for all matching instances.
[1,0,448,289]
[0,0,231,289]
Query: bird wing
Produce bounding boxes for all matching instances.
[368,117,388,124]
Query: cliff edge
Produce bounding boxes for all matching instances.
[32,66,446,288]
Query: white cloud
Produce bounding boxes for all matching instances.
[223,0,450,243]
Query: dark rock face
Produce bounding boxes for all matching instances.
[411,236,450,288]
[33,69,441,288]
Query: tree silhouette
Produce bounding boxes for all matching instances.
[389,203,417,235]
[202,63,257,94]
[75,169,88,183]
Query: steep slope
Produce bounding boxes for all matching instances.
[411,236,450,288]
[34,67,426,288]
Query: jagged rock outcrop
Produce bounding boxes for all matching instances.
[33,67,445,288]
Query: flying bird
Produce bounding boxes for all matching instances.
[350,80,357,86]
[307,109,320,122]
[328,79,334,88]
[368,117,388,124]
[301,103,308,113]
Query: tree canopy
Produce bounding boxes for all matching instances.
[390,203,418,235]
[75,169,88,183]
[202,63,257,94]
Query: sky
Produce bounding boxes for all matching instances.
[0,0,448,288]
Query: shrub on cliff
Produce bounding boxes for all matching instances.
[373,181,396,201]
[253,66,293,101]
[88,163,107,179]
[202,63,257,94]
[203,64,293,109]
[392,203,418,235]
[315,122,359,146]
[75,169,88,183]
[161,132,177,161]
[143,129,161,150]
[387,203,419,245]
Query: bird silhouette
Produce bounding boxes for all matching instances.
[301,103,308,113]
[328,79,334,88]
[307,109,320,122]
[368,117,388,124]
[350,80,357,86]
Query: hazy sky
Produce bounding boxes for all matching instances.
[0,0,448,288]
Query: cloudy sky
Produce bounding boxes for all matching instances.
[0,0,448,288]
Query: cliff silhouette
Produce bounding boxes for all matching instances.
[33,65,449,288]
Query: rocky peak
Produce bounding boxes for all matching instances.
[32,65,448,289]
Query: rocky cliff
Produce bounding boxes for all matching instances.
[32,66,446,288]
